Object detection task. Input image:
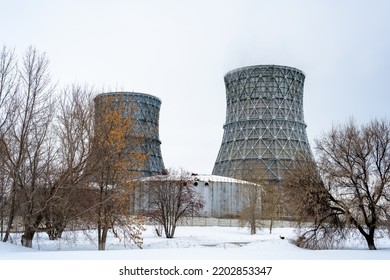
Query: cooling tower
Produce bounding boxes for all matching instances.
[94,92,165,177]
[212,65,312,181]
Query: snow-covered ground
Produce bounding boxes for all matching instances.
[1,227,389,280]
[1,226,390,260]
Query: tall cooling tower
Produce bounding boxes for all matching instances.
[94,92,165,177]
[212,65,312,181]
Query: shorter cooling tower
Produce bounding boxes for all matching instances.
[212,65,312,181]
[94,92,165,177]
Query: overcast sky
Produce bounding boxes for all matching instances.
[1,0,389,174]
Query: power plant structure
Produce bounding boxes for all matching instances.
[212,65,312,182]
[93,65,313,219]
[94,92,165,177]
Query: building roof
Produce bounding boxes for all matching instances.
[141,173,260,186]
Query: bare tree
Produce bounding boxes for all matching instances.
[284,119,390,250]
[236,164,265,235]
[261,181,285,234]
[42,84,96,240]
[0,46,18,241]
[238,182,263,235]
[282,156,333,249]
[142,169,204,238]
[0,45,17,132]
[0,46,55,247]
[238,164,285,235]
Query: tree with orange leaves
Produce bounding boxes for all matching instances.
[91,95,147,250]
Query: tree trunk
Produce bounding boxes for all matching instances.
[21,215,43,248]
[366,238,377,250]
[2,191,16,242]
[250,223,256,235]
[21,229,35,248]
[2,211,14,242]
[98,221,108,250]
[57,225,65,239]
[166,225,175,238]
[47,229,56,240]
[0,213,3,241]
[356,225,377,250]
[269,218,274,234]
[250,216,256,235]
[98,227,108,250]
[364,230,377,250]
[46,227,63,240]
[47,224,65,240]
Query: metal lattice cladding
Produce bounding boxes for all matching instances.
[94,92,165,177]
[212,65,312,181]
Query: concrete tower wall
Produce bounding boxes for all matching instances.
[94,92,165,177]
[212,65,312,181]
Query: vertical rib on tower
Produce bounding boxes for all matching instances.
[94,92,165,177]
[212,65,311,181]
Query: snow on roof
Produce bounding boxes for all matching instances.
[141,174,260,186]
[193,174,259,185]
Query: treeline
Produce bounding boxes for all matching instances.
[0,46,145,250]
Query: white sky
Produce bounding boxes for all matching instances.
[1,0,389,174]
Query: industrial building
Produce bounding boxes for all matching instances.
[194,175,255,217]
[96,64,312,218]
[133,174,260,218]
[94,92,165,177]
[212,65,312,182]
